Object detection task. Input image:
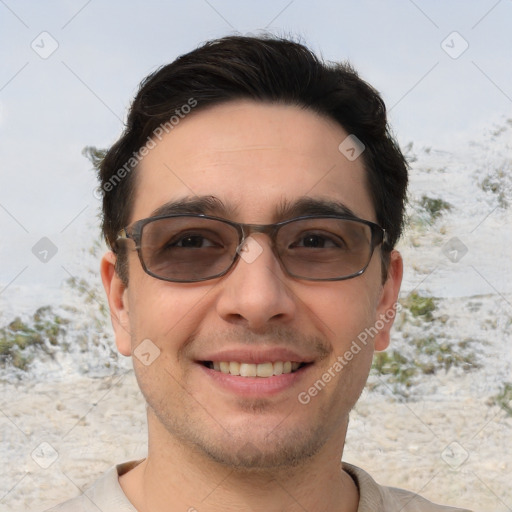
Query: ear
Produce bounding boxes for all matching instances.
[100,251,132,356]
[373,250,403,352]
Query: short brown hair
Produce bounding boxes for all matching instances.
[98,35,408,284]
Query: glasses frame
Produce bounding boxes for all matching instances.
[116,213,388,283]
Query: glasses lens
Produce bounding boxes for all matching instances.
[140,217,239,281]
[136,216,377,282]
[277,218,373,279]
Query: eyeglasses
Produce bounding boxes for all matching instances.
[116,214,387,283]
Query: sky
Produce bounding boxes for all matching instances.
[0,0,511,314]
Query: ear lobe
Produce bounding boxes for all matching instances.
[373,250,403,352]
[100,251,132,356]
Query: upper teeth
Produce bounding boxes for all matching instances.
[212,361,300,377]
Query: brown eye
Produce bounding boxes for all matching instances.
[291,232,343,249]
[171,234,217,248]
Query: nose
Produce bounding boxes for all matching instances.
[215,235,297,331]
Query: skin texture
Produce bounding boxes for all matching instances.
[101,100,403,511]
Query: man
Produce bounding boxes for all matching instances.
[48,35,471,511]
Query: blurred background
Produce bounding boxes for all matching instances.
[1,1,511,511]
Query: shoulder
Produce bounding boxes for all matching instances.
[44,461,141,512]
[342,463,473,512]
[45,494,100,512]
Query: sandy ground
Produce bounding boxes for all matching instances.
[1,367,511,512]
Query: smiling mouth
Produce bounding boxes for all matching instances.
[202,361,310,377]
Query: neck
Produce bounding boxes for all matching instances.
[120,411,359,512]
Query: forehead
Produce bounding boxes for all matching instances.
[132,100,374,223]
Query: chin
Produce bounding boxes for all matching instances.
[184,419,332,470]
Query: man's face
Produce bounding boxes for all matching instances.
[104,100,401,469]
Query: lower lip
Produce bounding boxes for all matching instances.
[197,364,311,397]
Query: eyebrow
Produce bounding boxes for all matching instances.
[275,197,358,221]
[149,195,358,222]
[149,196,238,218]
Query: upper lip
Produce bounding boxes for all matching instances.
[197,348,315,364]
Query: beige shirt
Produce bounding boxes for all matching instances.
[46,460,472,512]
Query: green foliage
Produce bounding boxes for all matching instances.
[402,141,417,163]
[412,336,479,373]
[1,240,112,373]
[0,144,113,373]
[372,336,479,394]
[82,146,107,170]
[1,146,117,373]
[476,119,512,208]
[0,307,69,370]
[407,194,452,232]
[373,350,417,387]
[480,167,510,208]
[65,231,109,322]
[371,292,481,398]
[402,291,436,320]
[488,383,512,416]
[65,275,108,319]
[419,195,452,220]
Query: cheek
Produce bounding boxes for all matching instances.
[126,282,210,403]
[126,277,209,350]
[303,280,377,346]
